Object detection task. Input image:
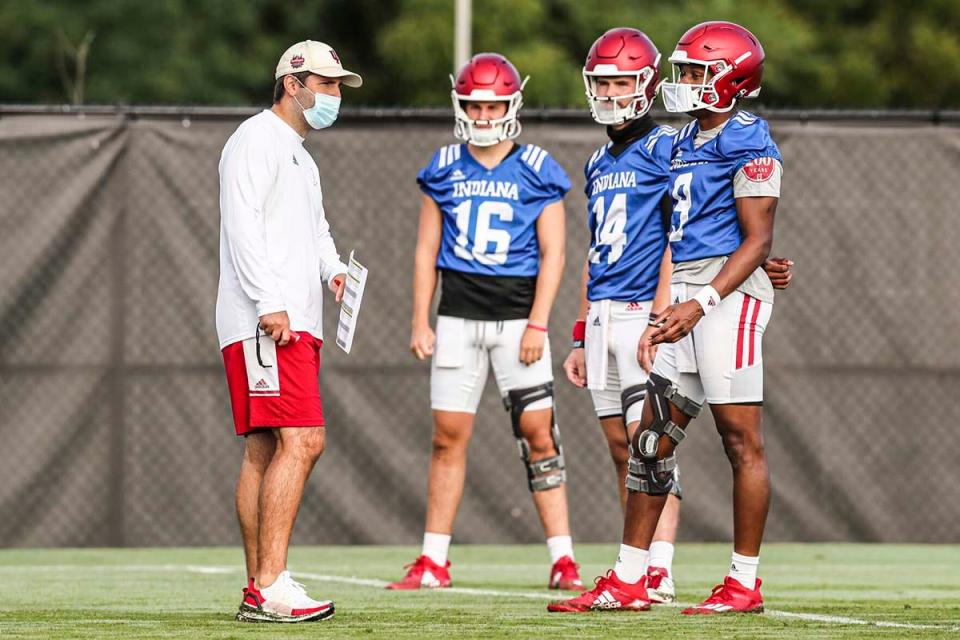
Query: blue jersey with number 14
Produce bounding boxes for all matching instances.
[668,111,782,262]
[584,125,675,301]
[417,143,571,277]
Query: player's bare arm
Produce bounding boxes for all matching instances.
[522,200,565,365]
[638,245,673,370]
[652,195,777,344]
[562,261,590,387]
[411,193,442,360]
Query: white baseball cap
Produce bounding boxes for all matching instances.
[275,40,362,88]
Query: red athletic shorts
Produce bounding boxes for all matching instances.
[221,331,325,436]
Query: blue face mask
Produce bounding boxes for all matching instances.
[295,80,341,129]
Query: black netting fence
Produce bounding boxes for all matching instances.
[1,106,958,547]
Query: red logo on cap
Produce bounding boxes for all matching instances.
[290,55,305,69]
[329,49,341,64]
[742,157,776,182]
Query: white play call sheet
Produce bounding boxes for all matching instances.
[336,251,368,354]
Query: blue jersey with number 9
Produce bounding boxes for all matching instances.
[584,125,675,302]
[417,143,571,277]
[668,111,782,263]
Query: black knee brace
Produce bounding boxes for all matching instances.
[503,382,566,492]
[625,373,702,495]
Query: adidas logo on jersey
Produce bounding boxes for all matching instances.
[626,302,643,312]
[254,379,270,390]
[292,154,299,165]
[450,169,466,181]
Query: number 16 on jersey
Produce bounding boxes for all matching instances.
[453,199,514,265]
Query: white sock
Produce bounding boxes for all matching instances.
[612,544,648,584]
[421,532,451,565]
[546,535,574,564]
[648,540,675,575]
[728,551,759,589]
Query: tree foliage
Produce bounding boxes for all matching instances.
[0,0,956,108]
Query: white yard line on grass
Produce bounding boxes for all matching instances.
[764,609,958,631]
[6,563,957,632]
[223,567,960,632]
[294,569,556,601]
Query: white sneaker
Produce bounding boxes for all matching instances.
[646,566,676,604]
[237,570,334,623]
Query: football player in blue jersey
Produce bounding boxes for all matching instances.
[552,23,792,615]
[560,27,684,606]
[387,53,584,592]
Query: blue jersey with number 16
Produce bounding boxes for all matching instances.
[417,143,571,277]
[668,111,782,263]
[584,124,675,302]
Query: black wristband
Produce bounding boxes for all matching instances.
[572,339,585,348]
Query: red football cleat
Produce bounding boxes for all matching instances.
[547,570,650,612]
[645,566,675,604]
[682,577,764,615]
[549,555,586,591]
[386,555,452,590]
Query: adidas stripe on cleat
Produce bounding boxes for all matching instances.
[682,576,764,615]
[547,570,650,613]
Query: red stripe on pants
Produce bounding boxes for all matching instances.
[748,297,762,366]
[735,294,750,369]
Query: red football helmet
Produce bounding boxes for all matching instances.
[583,28,661,125]
[661,21,764,113]
[450,53,528,146]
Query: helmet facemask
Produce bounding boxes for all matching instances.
[451,76,527,147]
[582,59,660,125]
[661,51,759,113]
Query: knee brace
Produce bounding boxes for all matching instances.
[626,373,702,496]
[626,452,684,498]
[626,449,678,495]
[503,382,565,492]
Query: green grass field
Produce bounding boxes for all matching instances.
[1,544,958,639]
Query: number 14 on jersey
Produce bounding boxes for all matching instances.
[588,192,627,264]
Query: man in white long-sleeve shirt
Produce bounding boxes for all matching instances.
[216,40,361,624]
